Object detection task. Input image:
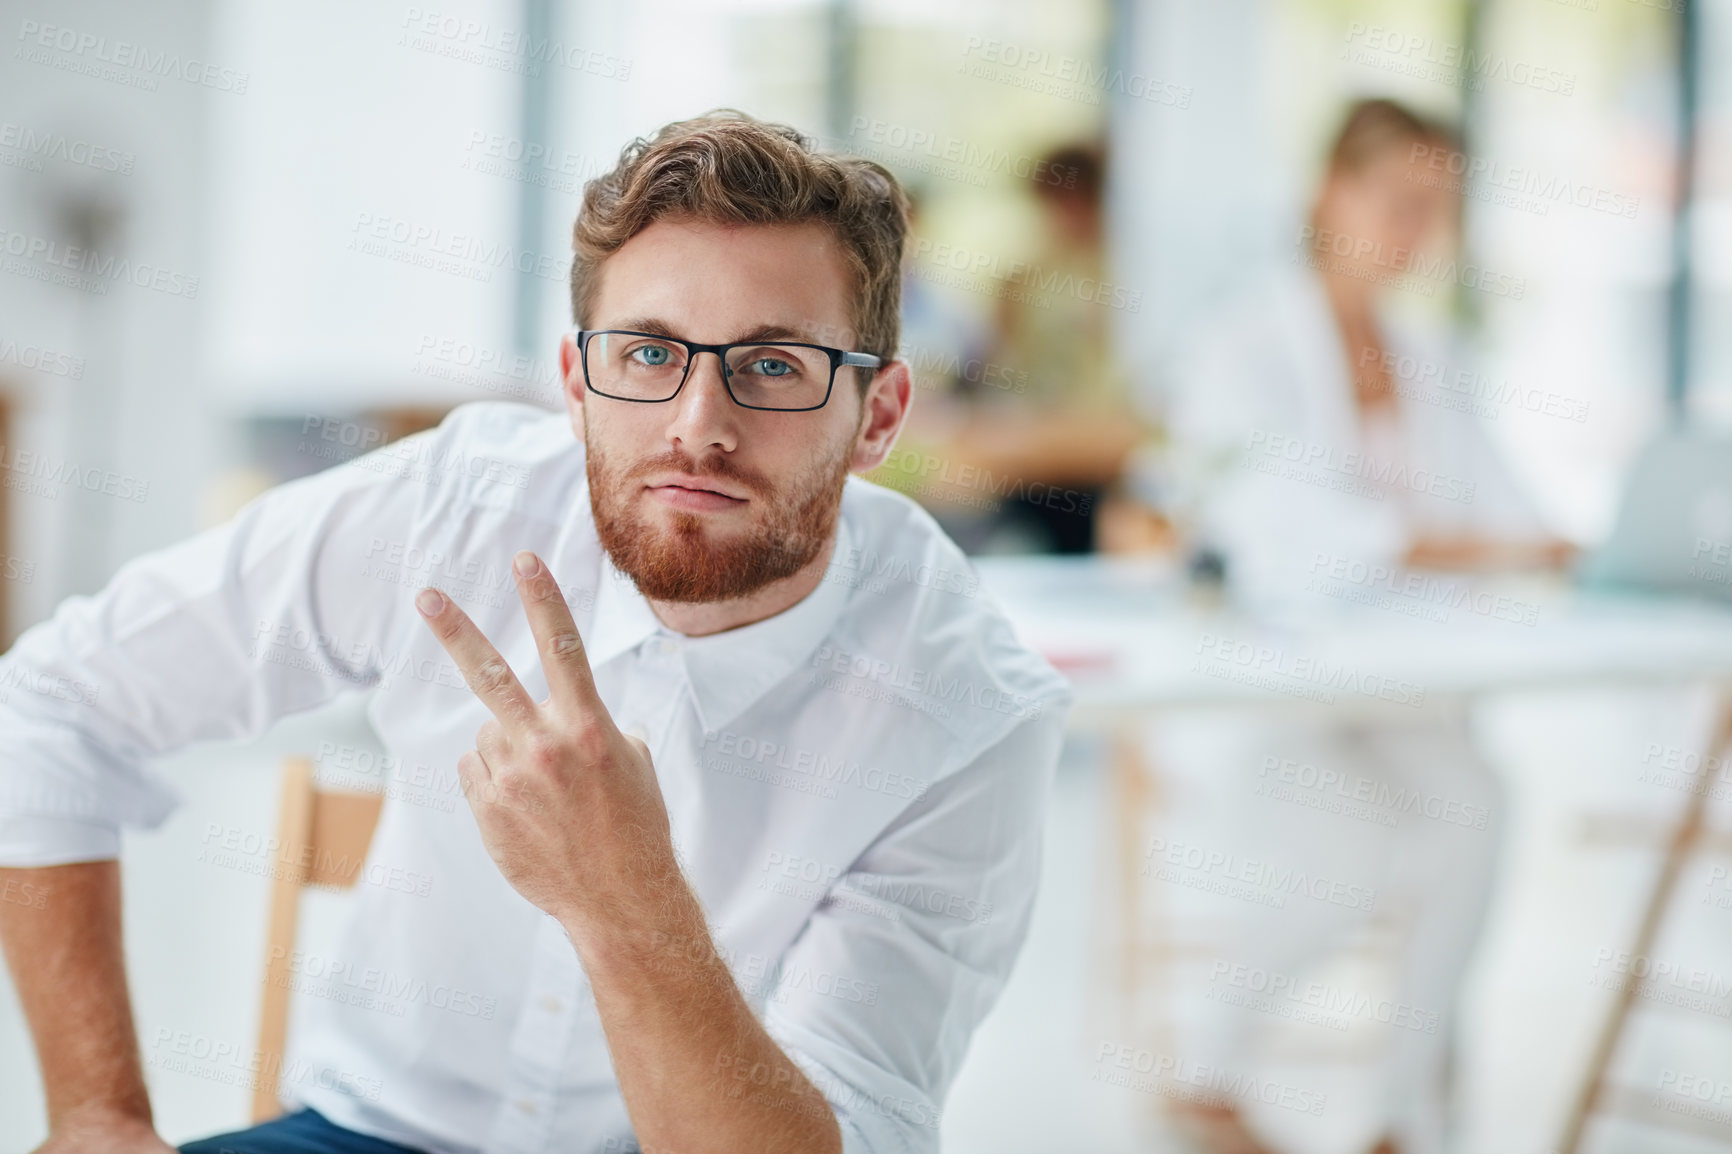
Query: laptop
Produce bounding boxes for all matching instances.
[1577,429,1732,602]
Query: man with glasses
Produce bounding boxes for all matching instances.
[0,112,1071,1154]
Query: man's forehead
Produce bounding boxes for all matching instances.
[590,217,856,345]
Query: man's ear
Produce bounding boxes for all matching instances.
[850,359,912,473]
[560,331,588,445]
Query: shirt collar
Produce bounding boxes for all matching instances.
[584,513,854,734]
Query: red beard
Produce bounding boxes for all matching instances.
[588,440,850,603]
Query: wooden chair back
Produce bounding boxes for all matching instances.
[251,755,384,1122]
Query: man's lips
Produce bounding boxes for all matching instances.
[643,474,750,511]
[644,473,749,500]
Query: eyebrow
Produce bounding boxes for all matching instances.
[606,317,836,346]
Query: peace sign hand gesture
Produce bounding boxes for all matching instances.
[415,550,674,935]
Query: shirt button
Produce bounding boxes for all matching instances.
[540,994,564,1013]
[515,1097,538,1116]
[653,637,677,656]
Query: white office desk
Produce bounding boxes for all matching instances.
[973,555,1732,725]
[975,553,1732,1149]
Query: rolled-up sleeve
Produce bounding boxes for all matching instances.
[762,700,1071,1153]
[0,422,451,868]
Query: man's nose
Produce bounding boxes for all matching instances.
[664,352,739,454]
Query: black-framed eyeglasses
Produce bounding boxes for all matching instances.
[573,328,882,412]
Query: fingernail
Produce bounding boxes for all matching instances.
[415,588,445,616]
[514,551,540,578]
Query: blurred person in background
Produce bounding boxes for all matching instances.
[890,142,1146,554]
[1128,99,1574,1154]
[885,186,1004,552]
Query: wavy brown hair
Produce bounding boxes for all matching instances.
[570,109,910,378]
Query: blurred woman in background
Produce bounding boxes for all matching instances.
[1133,100,1573,1154]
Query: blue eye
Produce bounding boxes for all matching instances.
[750,357,797,377]
[631,344,674,367]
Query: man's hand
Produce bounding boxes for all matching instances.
[415,550,674,936]
[417,550,841,1154]
[33,1106,173,1154]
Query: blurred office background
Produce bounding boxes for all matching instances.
[2,0,1730,1152]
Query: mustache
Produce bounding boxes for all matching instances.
[623,449,770,497]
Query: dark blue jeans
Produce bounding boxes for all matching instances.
[179,1109,427,1154]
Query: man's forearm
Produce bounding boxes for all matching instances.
[0,861,154,1128]
[567,855,843,1154]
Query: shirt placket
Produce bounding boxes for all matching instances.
[485,912,585,1153]
[487,632,690,1154]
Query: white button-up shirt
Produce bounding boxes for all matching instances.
[0,402,1073,1154]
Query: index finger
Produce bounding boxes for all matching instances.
[510,551,603,713]
[415,587,538,728]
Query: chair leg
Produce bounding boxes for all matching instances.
[252,756,316,1123]
[1555,692,1732,1153]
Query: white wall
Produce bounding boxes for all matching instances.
[0,0,225,628]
